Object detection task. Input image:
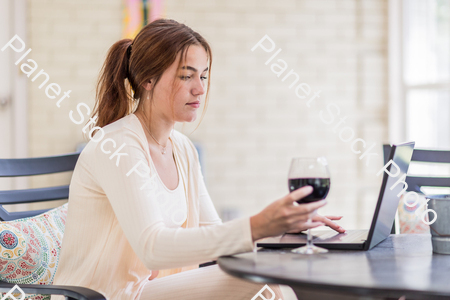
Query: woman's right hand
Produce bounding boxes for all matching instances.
[250,186,327,242]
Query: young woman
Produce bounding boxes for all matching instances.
[51,18,344,300]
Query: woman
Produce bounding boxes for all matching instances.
[51,18,344,300]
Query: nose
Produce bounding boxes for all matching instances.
[193,76,206,96]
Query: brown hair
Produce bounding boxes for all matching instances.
[87,18,212,136]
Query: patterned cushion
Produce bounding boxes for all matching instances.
[0,203,68,300]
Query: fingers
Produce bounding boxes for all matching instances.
[285,201,327,229]
[298,199,327,214]
[315,216,345,233]
[324,215,343,220]
[299,221,325,231]
[287,200,327,222]
[313,215,345,233]
[286,186,313,204]
[309,221,325,228]
[286,221,325,233]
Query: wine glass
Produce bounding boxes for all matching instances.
[288,157,330,254]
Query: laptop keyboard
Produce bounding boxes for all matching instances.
[314,230,368,243]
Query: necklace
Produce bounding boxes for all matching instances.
[137,114,169,155]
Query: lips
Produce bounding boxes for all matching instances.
[187,101,200,108]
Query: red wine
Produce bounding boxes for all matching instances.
[288,178,330,203]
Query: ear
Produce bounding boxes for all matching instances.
[143,80,153,91]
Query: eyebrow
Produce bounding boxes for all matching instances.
[180,66,209,73]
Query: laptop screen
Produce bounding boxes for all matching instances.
[367,141,415,250]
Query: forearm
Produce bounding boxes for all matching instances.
[140,217,254,270]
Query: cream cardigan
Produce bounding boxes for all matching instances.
[51,113,255,300]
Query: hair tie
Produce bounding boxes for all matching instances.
[126,44,132,79]
[126,44,132,59]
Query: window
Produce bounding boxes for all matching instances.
[403,0,450,149]
[390,0,450,194]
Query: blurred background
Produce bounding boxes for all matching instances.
[0,0,449,232]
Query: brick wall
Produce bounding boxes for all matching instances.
[28,0,388,229]
[27,0,123,209]
[168,0,389,229]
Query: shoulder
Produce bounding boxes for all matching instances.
[81,114,147,163]
[89,114,145,145]
[102,114,143,138]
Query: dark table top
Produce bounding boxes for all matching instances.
[217,234,450,300]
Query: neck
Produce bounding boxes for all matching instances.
[134,109,174,148]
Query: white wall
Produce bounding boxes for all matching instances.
[27,0,389,229]
[27,0,122,209]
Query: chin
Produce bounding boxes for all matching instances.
[178,118,196,123]
[185,114,198,123]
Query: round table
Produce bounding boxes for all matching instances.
[218,234,450,300]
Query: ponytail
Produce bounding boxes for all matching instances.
[90,39,134,130]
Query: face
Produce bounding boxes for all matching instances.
[144,45,208,124]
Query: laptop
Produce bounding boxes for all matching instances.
[257,141,415,251]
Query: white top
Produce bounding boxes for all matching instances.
[151,148,187,228]
[51,113,256,300]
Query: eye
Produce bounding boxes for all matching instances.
[201,76,208,80]
[179,76,191,80]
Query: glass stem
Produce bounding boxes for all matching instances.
[307,218,313,250]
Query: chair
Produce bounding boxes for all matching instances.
[383,144,450,234]
[0,150,215,299]
[0,151,106,300]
